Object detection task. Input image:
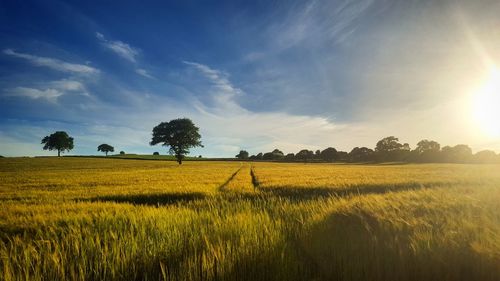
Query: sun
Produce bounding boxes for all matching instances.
[472,67,500,137]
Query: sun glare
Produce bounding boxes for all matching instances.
[472,67,500,137]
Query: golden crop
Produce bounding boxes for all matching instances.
[1,158,499,281]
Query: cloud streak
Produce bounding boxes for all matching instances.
[96,32,139,62]
[135,68,155,79]
[4,87,63,103]
[3,49,99,74]
[3,79,90,103]
[183,61,244,110]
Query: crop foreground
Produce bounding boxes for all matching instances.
[1,158,499,281]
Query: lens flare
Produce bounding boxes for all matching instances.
[472,68,500,137]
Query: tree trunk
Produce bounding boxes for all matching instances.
[58,149,60,157]
[177,158,182,164]
[106,152,108,156]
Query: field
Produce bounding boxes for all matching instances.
[1,158,499,281]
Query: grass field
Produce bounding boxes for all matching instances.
[1,158,499,281]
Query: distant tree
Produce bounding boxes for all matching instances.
[249,153,262,160]
[41,131,74,157]
[315,150,321,159]
[336,151,349,162]
[262,152,274,160]
[296,149,314,162]
[320,147,337,162]
[441,144,473,163]
[235,150,249,159]
[415,140,440,154]
[413,140,440,162]
[150,118,203,164]
[97,144,114,156]
[153,152,160,156]
[348,147,374,162]
[262,149,285,160]
[375,136,403,153]
[249,152,263,160]
[473,150,498,163]
[198,155,202,158]
[375,136,409,161]
[271,149,284,159]
[284,153,295,161]
[119,151,125,155]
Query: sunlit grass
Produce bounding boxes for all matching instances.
[0,158,240,202]
[1,158,499,281]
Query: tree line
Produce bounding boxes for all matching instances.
[40,121,500,164]
[236,136,500,164]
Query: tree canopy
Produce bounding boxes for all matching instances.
[235,150,249,159]
[97,144,114,156]
[320,147,337,162]
[41,131,74,157]
[150,118,203,164]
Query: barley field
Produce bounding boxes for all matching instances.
[1,157,499,281]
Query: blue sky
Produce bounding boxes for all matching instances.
[1,0,500,157]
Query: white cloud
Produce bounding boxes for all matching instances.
[96,32,139,62]
[5,87,63,103]
[49,79,85,91]
[3,79,90,103]
[183,61,244,111]
[180,61,342,155]
[265,0,377,51]
[3,49,99,74]
[135,68,155,79]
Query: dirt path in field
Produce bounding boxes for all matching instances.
[218,164,243,191]
[250,165,260,190]
[218,163,256,193]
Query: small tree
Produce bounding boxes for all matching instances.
[150,118,203,164]
[97,144,114,156]
[119,151,125,155]
[41,131,74,157]
[153,152,160,156]
[235,150,249,159]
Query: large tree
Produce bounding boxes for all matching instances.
[150,118,203,164]
[41,131,74,157]
[97,144,114,156]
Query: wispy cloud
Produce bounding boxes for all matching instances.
[5,87,63,103]
[4,79,89,103]
[3,49,99,74]
[48,79,85,91]
[181,61,343,155]
[135,68,155,79]
[96,32,139,62]
[269,0,377,50]
[183,61,243,110]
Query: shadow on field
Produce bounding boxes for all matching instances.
[258,181,453,200]
[91,192,206,206]
[300,210,500,281]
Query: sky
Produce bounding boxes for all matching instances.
[1,0,500,157]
